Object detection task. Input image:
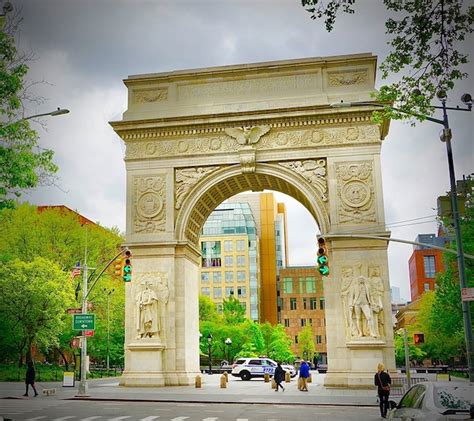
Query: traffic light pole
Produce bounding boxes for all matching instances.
[77,263,89,396]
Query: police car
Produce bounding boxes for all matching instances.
[231,357,297,381]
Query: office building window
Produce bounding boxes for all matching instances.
[303,297,307,310]
[316,335,322,344]
[237,287,246,298]
[224,240,233,252]
[310,297,317,310]
[308,318,313,326]
[320,298,325,310]
[280,298,285,310]
[213,272,222,283]
[424,256,436,278]
[237,271,246,282]
[201,272,210,283]
[424,282,431,291]
[201,241,221,267]
[284,318,290,327]
[283,277,293,294]
[214,287,222,298]
[305,277,316,293]
[225,271,234,283]
[236,240,245,251]
[201,287,210,296]
[225,287,234,297]
[301,319,306,327]
[237,255,246,267]
[225,256,233,267]
[290,298,297,310]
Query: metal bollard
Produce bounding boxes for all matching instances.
[195,375,202,388]
[264,373,270,383]
[285,371,291,383]
[220,374,227,388]
[271,378,277,389]
[223,371,229,383]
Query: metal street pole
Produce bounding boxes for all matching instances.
[78,263,89,396]
[440,99,474,383]
[107,292,110,372]
[403,328,411,389]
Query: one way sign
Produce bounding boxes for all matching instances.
[72,314,95,330]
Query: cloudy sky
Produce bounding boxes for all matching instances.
[10,0,473,302]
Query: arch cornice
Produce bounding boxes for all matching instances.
[175,163,330,247]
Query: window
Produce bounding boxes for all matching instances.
[424,282,431,292]
[237,255,246,267]
[213,287,222,298]
[216,303,223,313]
[213,272,222,283]
[303,297,307,310]
[224,240,233,252]
[225,287,234,297]
[319,298,325,310]
[249,359,262,366]
[301,319,306,327]
[225,256,233,267]
[236,240,245,251]
[237,287,246,298]
[225,271,234,283]
[295,336,298,344]
[201,272,210,283]
[305,277,316,293]
[283,277,293,294]
[280,298,284,310]
[290,298,297,310]
[423,255,436,278]
[284,318,290,327]
[201,287,210,296]
[298,277,305,294]
[310,297,317,310]
[201,241,221,267]
[316,335,322,344]
[308,318,313,326]
[237,271,246,282]
[240,301,247,310]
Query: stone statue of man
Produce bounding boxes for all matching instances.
[136,282,159,338]
[348,275,377,338]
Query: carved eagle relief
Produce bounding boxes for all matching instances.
[224,125,271,145]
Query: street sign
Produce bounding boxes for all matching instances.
[66,308,82,314]
[72,314,95,330]
[461,287,474,302]
[84,330,94,337]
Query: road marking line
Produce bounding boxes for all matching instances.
[202,418,218,421]
[170,417,189,421]
[139,417,161,421]
[52,417,76,421]
[81,417,103,421]
[108,418,131,421]
[25,417,48,421]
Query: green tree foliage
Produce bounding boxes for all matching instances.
[393,330,426,366]
[0,258,74,365]
[298,325,316,361]
[268,324,295,363]
[222,295,246,325]
[0,17,58,209]
[301,0,474,122]
[199,295,221,323]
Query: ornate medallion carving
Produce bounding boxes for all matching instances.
[336,161,375,223]
[133,176,166,233]
[279,159,328,202]
[175,166,219,209]
[328,71,368,87]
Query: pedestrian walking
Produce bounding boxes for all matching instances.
[299,360,310,391]
[374,362,391,418]
[23,361,38,397]
[273,362,285,392]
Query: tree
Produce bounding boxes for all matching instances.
[0,258,74,365]
[222,295,246,325]
[301,0,474,121]
[268,324,295,363]
[199,295,220,322]
[298,325,316,361]
[0,15,58,209]
[393,330,426,366]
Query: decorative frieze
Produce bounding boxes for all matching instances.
[336,161,376,224]
[133,88,168,103]
[327,70,368,87]
[175,166,219,209]
[133,175,166,233]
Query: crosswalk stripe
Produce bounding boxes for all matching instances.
[53,417,76,421]
[202,418,218,421]
[108,417,131,421]
[170,417,189,421]
[25,417,48,421]
[139,417,160,421]
[81,417,103,421]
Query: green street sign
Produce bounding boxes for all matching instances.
[72,314,95,330]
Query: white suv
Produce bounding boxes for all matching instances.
[231,357,297,381]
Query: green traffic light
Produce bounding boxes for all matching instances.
[317,255,328,265]
[319,266,329,276]
[123,273,132,282]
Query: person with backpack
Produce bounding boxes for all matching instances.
[374,362,391,418]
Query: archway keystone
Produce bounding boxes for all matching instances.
[110,53,395,388]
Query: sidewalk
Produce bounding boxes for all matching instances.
[1,372,381,407]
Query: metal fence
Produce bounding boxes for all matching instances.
[390,376,428,397]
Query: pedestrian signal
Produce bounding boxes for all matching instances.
[114,258,123,277]
[414,333,424,345]
[123,250,132,282]
[317,237,329,276]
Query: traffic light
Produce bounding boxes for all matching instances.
[317,237,329,276]
[114,258,123,277]
[414,333,424,345]
[123,250,132,282]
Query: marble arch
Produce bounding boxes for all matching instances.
[111,53,396,388]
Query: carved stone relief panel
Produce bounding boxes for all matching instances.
[279,159,328,202]
[175,166,219,210]
[133,88,168,103]
[133,175,166,233]
[134,272,170,341]
[336,161,376,224]
[327,70,368,87]
[341,264,385,340]
[123,124,380,160]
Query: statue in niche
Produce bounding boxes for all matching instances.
[347,275,378,338]
[340,267,354,335]
[135,274,170,339]
[369,267,384,337]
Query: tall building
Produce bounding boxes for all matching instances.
[199,202,260,321]
[227,192,288,324]
[408,234,449,301]
[279,266,327,364]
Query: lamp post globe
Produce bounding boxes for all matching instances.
[225,337,232,363]
[207,333,213,375]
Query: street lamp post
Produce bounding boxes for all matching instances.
[225,337,232,363]
[103,288,115,372]
[332,94,473,382]
[207,333,213,375]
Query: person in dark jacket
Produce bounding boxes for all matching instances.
[273,362,285,392]
[299,360,310,391]
[24,361,38,397]
[374,362,391,418]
